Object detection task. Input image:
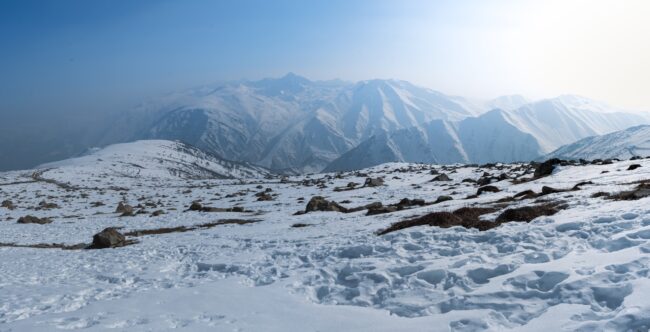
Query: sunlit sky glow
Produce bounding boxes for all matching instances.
[1,0,649,113]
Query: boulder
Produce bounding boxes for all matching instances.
[1,200,15,210]
[627,164,642,171]
[397,198,426,207]
[434,195,453,204]
[541,186,562,195]
[256,193,274,201]
[305,196,347,213]
[514,189,537,200]
[364,177,384,187]
[91,228,126,249]
[115,202,134,216]
[477,177,493,186]
[534,158,562,178]
[477,185,500,195]
[189,202,204,211]
[431,174,451,182]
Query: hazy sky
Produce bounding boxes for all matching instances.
[2,0,650,113]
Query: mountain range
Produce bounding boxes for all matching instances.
[6,73,647,174]
[93,73,647,173]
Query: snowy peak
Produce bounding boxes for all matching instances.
[249,72,316,97]
[40,140,270,180]
[548,125,650,160]
[485,94,529,111]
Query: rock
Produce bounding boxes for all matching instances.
[366,205,398,216]
[364,177,384,187]
[150,210,165,217]
[17,215,52,224]
[534,158,562,178]
[115,202,134,216]
[1,200,15,210]
[514,189,537,200]
[431,174,451,182]
[477,185,500,195]
[397,198,426,207]
[572,181,593,190]
[91,228,126,249]
[188,202,244,212]
[335,201,382,214]
[38,200,59,209]
[477,177,493,186]
[256,193,274,201]
[627,164,642,171]
[188,202,204,211]
[434,195,453,203]
[461,178,476,183]
[541,186,562,195]
[305,196,347,213]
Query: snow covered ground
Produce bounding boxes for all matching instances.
[2,154,650,331]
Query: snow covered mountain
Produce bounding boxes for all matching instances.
[40,140,270,180]
[325,110,543,172]
[500,95,649,153]
[548,125,650,160]
[326,97,649,171]
[97,75,649,173]
[99,74,498,173]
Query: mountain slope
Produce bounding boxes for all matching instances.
[548,125,650,160]
[326,96,649,171]
[501,96,649,153]
[40,140,270,180]
[325,110,543,172]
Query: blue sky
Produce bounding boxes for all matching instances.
[2,0,650,114]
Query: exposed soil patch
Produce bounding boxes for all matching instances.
[377,206,498,235]
[0,242,88,250]
[603,182,650,201]
[124,219,260,237]
[17,215,52,225]
[495,202,566,223]
[378,202,566,235]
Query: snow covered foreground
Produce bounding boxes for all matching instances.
[2,154,650,330]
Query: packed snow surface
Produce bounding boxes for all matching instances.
[2,154,650,331]
[40,140,269,180]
